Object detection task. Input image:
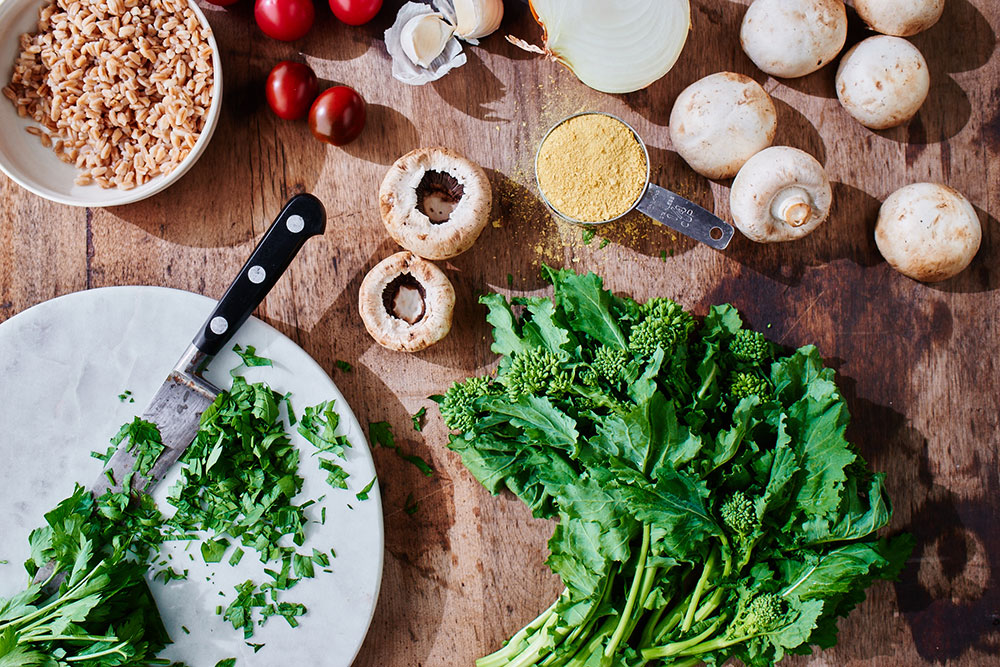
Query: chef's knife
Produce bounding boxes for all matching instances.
[91,192,326,497]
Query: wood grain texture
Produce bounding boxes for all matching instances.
[1,0,998,665]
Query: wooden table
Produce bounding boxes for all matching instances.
[1,1,998,665]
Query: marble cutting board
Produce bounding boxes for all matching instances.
[0,286,383,666]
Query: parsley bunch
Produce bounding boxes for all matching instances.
[442,267,912,667]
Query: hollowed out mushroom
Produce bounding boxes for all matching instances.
[359,251,455,352]
[379,147,492,260]
[729,146,833,243]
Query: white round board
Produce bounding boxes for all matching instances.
[0,286,383,666]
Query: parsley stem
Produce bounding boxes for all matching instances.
[604,523,650,657]
[640,615,725,660]
[64,641,130,661]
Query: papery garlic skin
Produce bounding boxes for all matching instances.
[401,13,456,67]
[454,0,503,39]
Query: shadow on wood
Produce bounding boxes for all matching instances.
[340,104,421,166]
[432,50,509,122]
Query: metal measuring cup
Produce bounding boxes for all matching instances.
[535,112,735,250]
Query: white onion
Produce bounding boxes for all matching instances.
[515,0,691,94]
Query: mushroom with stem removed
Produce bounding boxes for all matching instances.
[854,0,945,37]
[379,147,492,260]
[359,251,456,352]
[740,0,847,79]
[875,182,981,283]
[729,146,833,243]
[836,36,930,130]
[669,72,777,180]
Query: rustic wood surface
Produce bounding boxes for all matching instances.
[1,0,998,665]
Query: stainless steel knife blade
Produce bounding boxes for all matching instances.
[91,344,220,497]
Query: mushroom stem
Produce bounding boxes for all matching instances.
[770,187,813,227]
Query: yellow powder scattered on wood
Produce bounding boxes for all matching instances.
[536,113,648,223]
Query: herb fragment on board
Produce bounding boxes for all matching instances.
[599,238,610,249]
[334,359,352,373]
[112,416,166,477]
[581,228,595,245]
[404,493,419,516]
[214,659,236,667]
[368,421,396,449]
[356,477,377,501]
[231,344,273,375]
[411,406,427,432]
[119,389,135,402]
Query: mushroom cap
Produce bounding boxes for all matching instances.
[730,146,833,243]
[379,147,492,261]
[875,182,981,283]
[854,0,945,37]
[836,36,930,130]
[740,0,847,78]
[359,251,456,352]
[669,72,777,180]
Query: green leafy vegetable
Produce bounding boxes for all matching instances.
[231,344,273,376]
[442,268,911,667]
[412,407,427,432]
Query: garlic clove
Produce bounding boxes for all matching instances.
[453,0,503,40]
[401,13,456,68]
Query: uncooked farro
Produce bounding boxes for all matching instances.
[5,0,214,189]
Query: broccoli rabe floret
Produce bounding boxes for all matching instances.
[586,347,628,386]
[728,330,772,364]
[720,491,757,536]
[628,298,696,358]
[440,376,494,432]
[502,348,570,401]
[728,372,772,402]
[728,593,787,639]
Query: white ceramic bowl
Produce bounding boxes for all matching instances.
[0,0,223,207]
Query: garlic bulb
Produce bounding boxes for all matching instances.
[401,13,456,68]
[510,0,690,94]
[453,0,503,39]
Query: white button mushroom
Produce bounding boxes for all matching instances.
[854,0,945,37]
[379,147,492,261]
[740,0,847,78]
[668,72,778,180]
[875,183,981,283]
[729,146,833,243]
[836,36,930,130]
[359,251,456,352]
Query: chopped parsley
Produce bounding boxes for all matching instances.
[411,406,427,432]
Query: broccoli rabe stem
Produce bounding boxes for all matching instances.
[476,598,561,667]
[681,547,717,632]
[604,524,651,657]
[641,614,728,660]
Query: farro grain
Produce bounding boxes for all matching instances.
[5,0,213,188]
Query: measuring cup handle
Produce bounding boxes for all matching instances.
[634,183,735,250]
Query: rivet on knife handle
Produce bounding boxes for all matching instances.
[193,193,327,357]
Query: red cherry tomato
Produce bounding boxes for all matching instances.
[308,86,366,146]
[328,0,381,25]
[265,61,318,120]
[254,0,314,41]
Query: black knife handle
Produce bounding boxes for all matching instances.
[193,193,326,357]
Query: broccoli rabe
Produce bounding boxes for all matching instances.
[729,329,772,364]
[729,372,772,402]
[440,376,494,432]
[720,491,757,536]
[502,348,571,401]
[585,346,628,386]
[628,297,695,358]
